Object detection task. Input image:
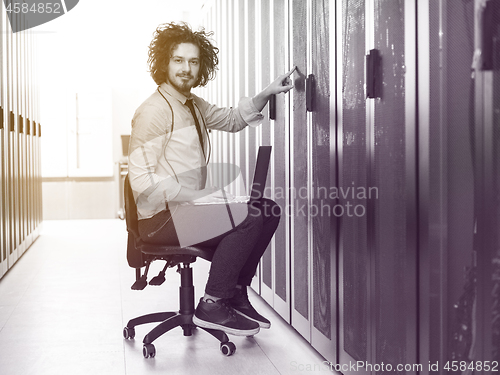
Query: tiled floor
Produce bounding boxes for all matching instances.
[0,220,331,375]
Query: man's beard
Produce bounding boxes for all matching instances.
[169,74,197,94]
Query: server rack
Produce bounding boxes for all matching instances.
[0,6,42,281]
[201,0,499,372]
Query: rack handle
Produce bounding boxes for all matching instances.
[269,94,276,120]
[306,74,315,112]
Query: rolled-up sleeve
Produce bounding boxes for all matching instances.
[197,96,264,132]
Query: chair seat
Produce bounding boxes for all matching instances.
[137,242,215,262]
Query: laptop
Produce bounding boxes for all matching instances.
[191,145,272,206]
[172,146,272,246]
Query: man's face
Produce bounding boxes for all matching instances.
[166,43,200,96]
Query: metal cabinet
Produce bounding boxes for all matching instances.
[338,1,418,373]
[418,0,500,371]
[0,7,41,280]
[201,0,337,362]
[201,0,500,371]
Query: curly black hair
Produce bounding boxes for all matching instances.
[148,22,219,87]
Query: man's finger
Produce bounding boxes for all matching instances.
[277,67,296,82]
[279,84,294,93]
[284,66,297,77]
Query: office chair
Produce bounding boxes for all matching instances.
[122,174,236,358]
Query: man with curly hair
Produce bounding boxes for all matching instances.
[128,22,295,337]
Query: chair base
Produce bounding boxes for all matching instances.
[123,262,236,357]
[124,310,230,343]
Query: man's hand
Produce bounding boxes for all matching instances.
[252,66,296,112]
[266,66,296,95]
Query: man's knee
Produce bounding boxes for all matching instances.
[260,198,282,221]
[240,208,264,232]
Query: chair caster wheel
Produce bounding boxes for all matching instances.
[143,343,156,358]
[123,327,135,339]
[220,341,236,356]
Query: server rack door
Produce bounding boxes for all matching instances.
[246,0,257,188]
[0,123,5,278]
[8,22,19,266]
[19,122,26,256]
[485,24,500,366]
[270,0,291,321]
[25,29,32,246]
[310,0,337,363]
[8,114,15,263]
[418,0,479,371]
[5,17,10,258]
[238,0,248,193]
[224,0,235,205]
[36,124,41,228]
[416,0,436,370]
[14,23,23,257]
[0,125,4,278]
[371,0,418,372]
[24,121,31,248]
[216,0,224,169]
[19,125,27,256]
[17,25,25,256]
[338,0,370,373]
[475,0,500,367]
[21,27,29,251]
[2,8,11,268]
[0,7,5,278]
[258,0,274,304]
[240,3,258,288]
[290,0,310,338]
[339,0,418,372]
[11,115,19,263]
[30,120,35,236]
[28,33,34,242]
[28,30,34,237]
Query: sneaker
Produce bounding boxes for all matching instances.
[193,298,260,336]
[228,287,271,329]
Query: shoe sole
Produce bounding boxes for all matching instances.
[233,309,271,329]
[192,315,260,336]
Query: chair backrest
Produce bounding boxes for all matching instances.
[124,174,145,268]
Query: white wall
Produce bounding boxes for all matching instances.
[38,0,205,219]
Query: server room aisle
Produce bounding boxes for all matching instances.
[0,220,328,375]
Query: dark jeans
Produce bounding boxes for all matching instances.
[138,199,281,299]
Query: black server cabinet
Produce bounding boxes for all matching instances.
[338,0,370,372]
[1,9,5,277]
[245,1,257,186]
[475,0,500,367]
[310,0,336,362]
[259,0,273,301]
[371,1,418,372]
[339,0,418,373]
[269,0,291,320]
[290,0,309,336]
[418,0,497,372]
[238,2,247,190]
[0,8,41,281]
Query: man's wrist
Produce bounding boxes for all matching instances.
[252,87,272,112]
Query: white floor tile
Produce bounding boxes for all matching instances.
[0,219,330,375]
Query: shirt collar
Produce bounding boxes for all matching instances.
[159,82,193,105]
